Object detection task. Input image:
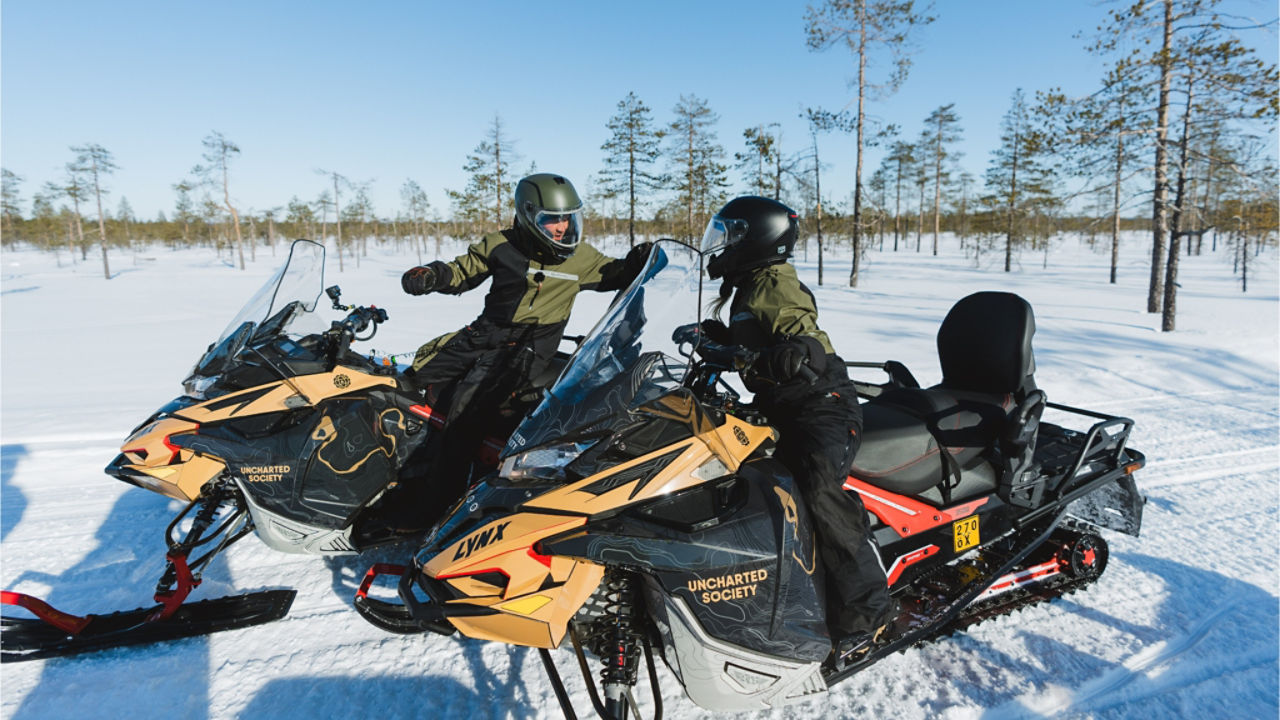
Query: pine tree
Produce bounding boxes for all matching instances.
[452,114,519,229]
[194,132,246,270]
[173,180,197,246]
[922,104,962,256]
[401,179,431,263]
[70,143,117,279]
[801,108,854,285]
[667,94,728,242]
[598,92,665,247]
[2,168,23,240]
[805,0,935,286]
[984,89,1055,272]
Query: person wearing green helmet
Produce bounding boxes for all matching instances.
[389,173,651,530]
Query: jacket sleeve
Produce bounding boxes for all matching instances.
[745,278,836,362]
[580,243,649,292]
[430,234,498,294]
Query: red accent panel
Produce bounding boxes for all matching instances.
[356,563,407,599]
[527,547,554,568]
[435,565,513,582]
[409,404,446,429]
[885,544,939,586]
[1,590,92,635]
[844,476,990,539]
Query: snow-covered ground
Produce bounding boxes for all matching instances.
[2,233,1277,719]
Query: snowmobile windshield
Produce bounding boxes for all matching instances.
[185,239,328,393]
[501,240,715,467]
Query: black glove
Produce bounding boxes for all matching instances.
[698,318,729,344]
[671,318,730,346]
[671,322,701,345]
[756,340,811,383]
[624,241,654,277]
[401,266,436,296]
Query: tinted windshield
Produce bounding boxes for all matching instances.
[503,240,709,456]
[187,239,329,385]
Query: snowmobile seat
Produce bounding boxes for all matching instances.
[850,292,1043,504]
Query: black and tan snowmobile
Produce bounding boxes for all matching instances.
[1,239,559,661]
[355,240,1146,718]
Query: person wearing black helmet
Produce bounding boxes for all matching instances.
[389,173,651,529]
[697,195,893,661]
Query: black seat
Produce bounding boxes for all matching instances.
[851,292,1043,504]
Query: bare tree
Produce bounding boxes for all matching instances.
[315,170,351,271]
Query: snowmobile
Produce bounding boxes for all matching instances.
[1,239,558,661]
[354,240,1146,718]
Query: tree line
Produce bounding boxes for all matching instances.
[1,0,1275,333]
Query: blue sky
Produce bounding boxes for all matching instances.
[2,0,1275,220]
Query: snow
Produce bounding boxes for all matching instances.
[2,234,1277,719]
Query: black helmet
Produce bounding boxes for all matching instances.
[702,196,798,280]
[514,173,584,261]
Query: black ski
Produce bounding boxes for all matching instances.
[1,589,296,662]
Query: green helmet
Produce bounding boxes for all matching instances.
[514,173,584,260]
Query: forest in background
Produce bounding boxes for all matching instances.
[1,0,1275,333]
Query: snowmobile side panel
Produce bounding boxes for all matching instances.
[643,588,827,712]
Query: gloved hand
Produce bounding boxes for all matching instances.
[623,241,654,278]
[756,340,811,383]
[671,323,701,345]
[671,318,730,346]
[401,266,436,296]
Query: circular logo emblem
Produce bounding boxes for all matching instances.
[733,426,750,446]
[334,374,351,389]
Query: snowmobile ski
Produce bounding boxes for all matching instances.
[1,588,296,662]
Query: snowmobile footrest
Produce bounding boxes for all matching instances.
[0,589,296,662]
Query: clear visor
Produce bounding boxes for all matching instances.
[699,215,748,253]
[534,209,583,251]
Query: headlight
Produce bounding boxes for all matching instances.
[183,374,218,399]
[499,441,594,483]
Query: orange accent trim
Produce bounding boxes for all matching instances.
[844,476,989,538]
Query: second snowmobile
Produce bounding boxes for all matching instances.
[1,239,560,661]
[355,240,1146,718]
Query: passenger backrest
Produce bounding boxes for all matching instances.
[936,291,1037,399]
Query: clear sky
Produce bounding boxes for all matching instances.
[2,0,1275,221]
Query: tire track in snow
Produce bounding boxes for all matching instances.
[980,602,1246,719]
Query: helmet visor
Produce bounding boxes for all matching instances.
[699,215,748,254]
[533,209,583,253]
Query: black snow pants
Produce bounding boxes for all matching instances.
[403,317,562,518]
[771,391,893,636]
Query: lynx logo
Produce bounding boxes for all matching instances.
[733,426,749,445]
[334,374,352,389]
[452,521,512,561]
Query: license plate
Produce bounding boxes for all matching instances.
[953,515,980,552]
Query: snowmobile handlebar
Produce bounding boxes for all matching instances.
[324,304,389,366]
[675,326,820,386]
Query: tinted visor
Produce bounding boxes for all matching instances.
[699,215,749,253]
[534,210,583,253]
